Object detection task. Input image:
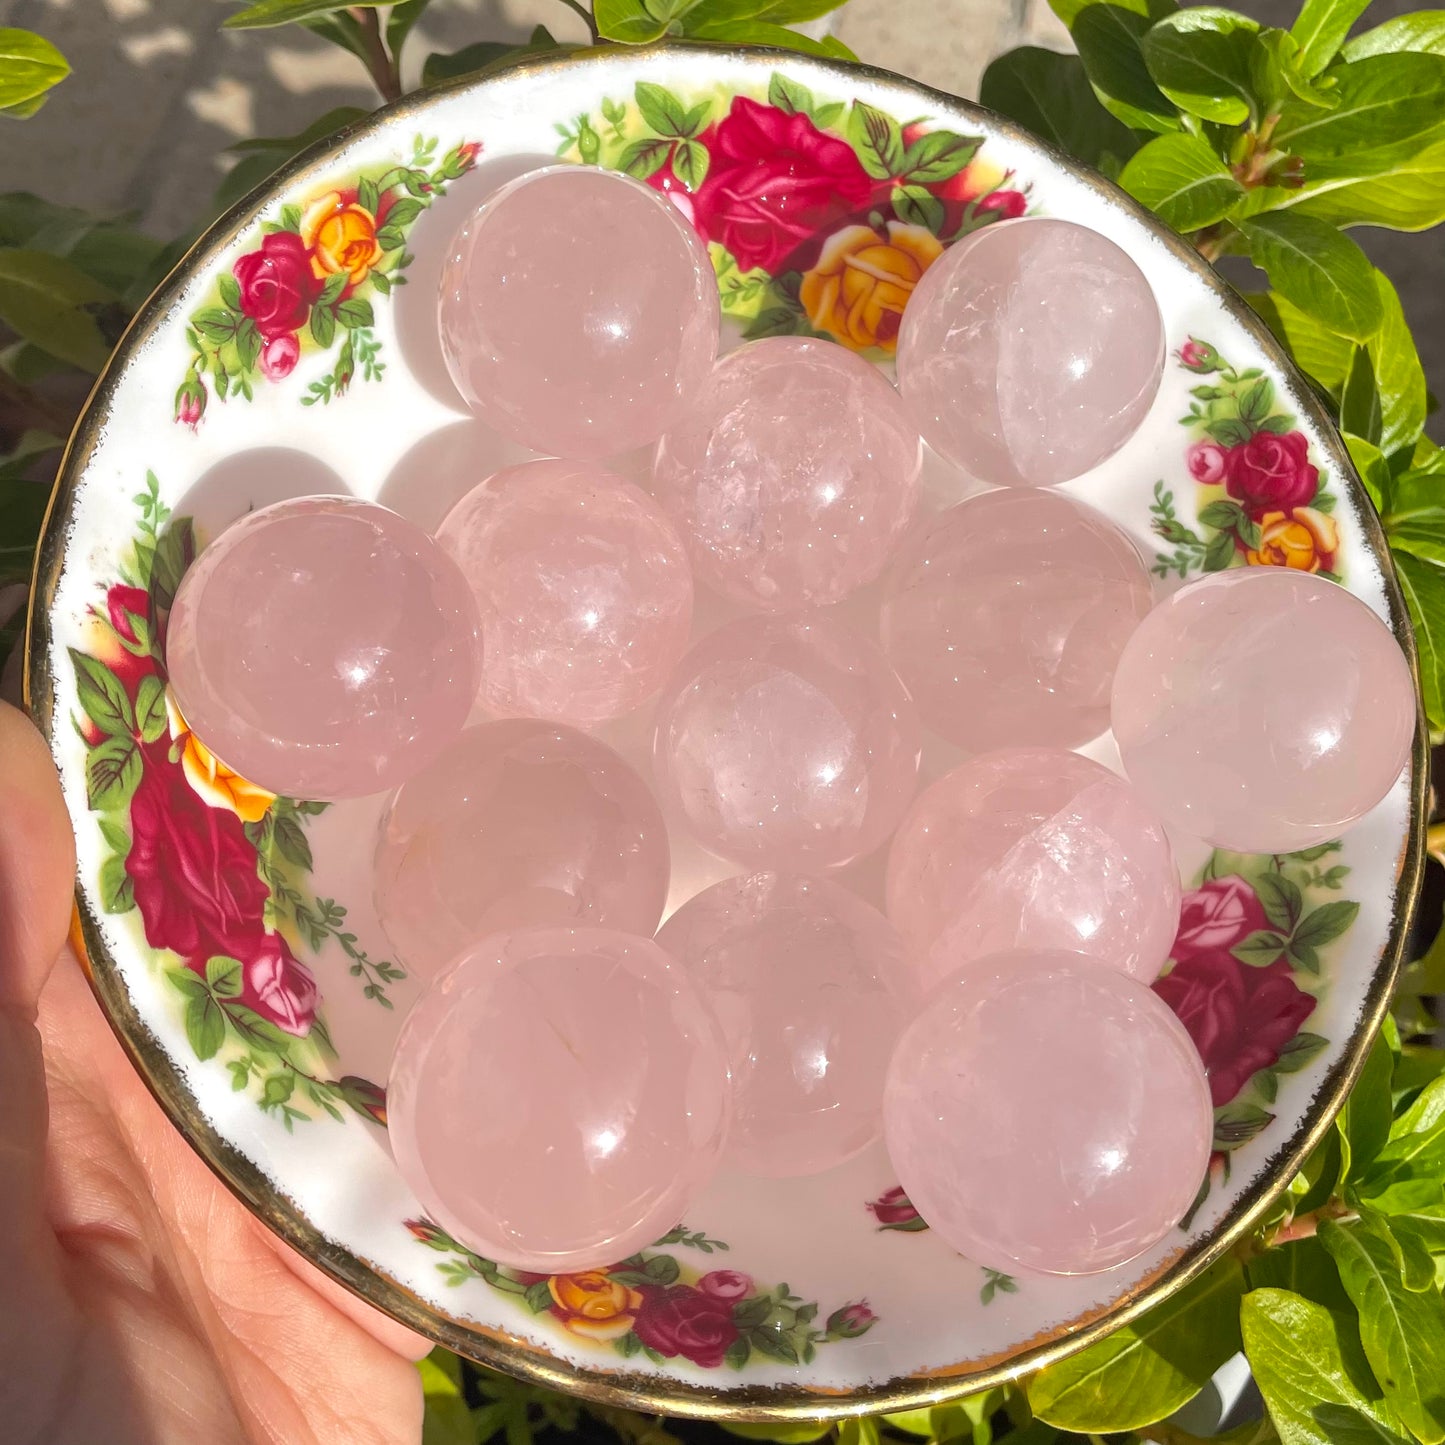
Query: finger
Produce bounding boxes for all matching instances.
[0,700,76,1017]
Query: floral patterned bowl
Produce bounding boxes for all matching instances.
[25,40,1426,1421]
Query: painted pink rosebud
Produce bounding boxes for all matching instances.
[698,1269,753,1302]
[175,379,206,429]
[1177,338,1221,373]
[261,332,301,381]
[1187,440,1229,485]
[825,1301,877,1339]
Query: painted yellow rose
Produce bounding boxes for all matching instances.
[799,221,944,352]
[548,1272,643,1342]
[1247,506,1339,573]
[300,190,384,287]
[166,691,274,823]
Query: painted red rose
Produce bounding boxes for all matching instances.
[631,1285,738,1368]
[126,750,271,962]
[1172,876,1270,963]
[1154,949,1316,1105]
[245,934,318,1036]
[1224,430,1319,519]
[690,97,873,273]
[233,231,321,340]
[975,189,1026,219]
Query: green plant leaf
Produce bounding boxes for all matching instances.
[0,247,115,372]
[594,0,683,41]
[419,1351,473,1445]
[724,1423,832,1443]
[1342,345,1384,445]
[0,28,70,114]
[683,0,847,24]
[1120,131,1245,230]
[1291,0,1373,76]
[1273,53,1445,165]
[1239,212,1384,342]
[1142,8,1259,124]
[1247,1236,1353,1315]
[979,47,1140,173]
[1320,1213,1445,1441]
[1345,12,1445,61]
[1029,1257,1243,1431]
[1392,550,1445,728]
[1072,0,1183,133]
[1242,1288,1404,1445]
[1253,28,1341,110]
[223,0,390,28]
[185,991,226,1061]
[205,955,245,1000]
[681,17,855,56]
[1341,1030,1396,1182]
[1257,138,1445,231]
[1368,272,1428,459]
[421,40,523,86]
[1249,290,1354,396]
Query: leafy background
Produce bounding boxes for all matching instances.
[6,1,1445,1442]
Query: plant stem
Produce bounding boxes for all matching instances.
[556,0,600,40]
[0,368,76,439]
[350,7,401,102]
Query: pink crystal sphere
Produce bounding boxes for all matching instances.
[659,872,914,1177]
[438,166,720,457]
[387,927,730,1272]
[880,488,1154,751]
[884,950,1213,1275]
[374,720,670,978]
[166,496,478,800]
[437,459,693,727]
[896,218,1165,487]
[1112,568,1415,851]
[652,337,922,609]
[653,613,921,869]
[886,748,1179,989]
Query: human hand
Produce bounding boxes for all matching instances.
[0,701,428,1445]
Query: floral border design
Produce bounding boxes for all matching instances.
[69,475,392,1126]
[560,71,1028,354]
[867,842,1356,1242]
[407,1218,876,1371]
[174,136,480,425]
[1152,338,1342,580]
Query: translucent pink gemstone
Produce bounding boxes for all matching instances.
[166,496,477,800]
[438,166,720,458]
[896,218,1164,486]
[659,872,914,1177]
[652,337,921,608]
[374,721,670,978]
[885,748,1180,988]
[1112,568,1416,851]
[880,488,1155,751]
[387,927,730,1272]
[437,459,693,727]
[883,950,1213,1275]
[652,613,921,870]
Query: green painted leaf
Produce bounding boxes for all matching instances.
[594,0,672,42]
[185,992,226,1061]
[979,47,1140,173]
[1243,1288,1404,1445]
[1291,0,1373,75]
[0,28,70,113]
[1240,213,1384,342]
[1319,1214,1445,1441]
[847,100,906,180]
[618,137,672,180]
[1274,53,1445,164]
[1368,272,1427,459]
[98,853,134,914]
[523,1279,554,1313]
[900,130,980,184]
[1143,8,1259,124]
[768,71,819,117]
[223,0,390,28]
[1255,871,1303,931]
[310,303,336,348]
[223,1002,296,1050]
[86,735,141,812]
[1215,1101,1275,1148]
[893,183,945,233]
[1345,12,1445,61]
[1029,1257,1244,1431]
[206,955,245,1000]
[1276,1031,1330,1074]
[1120,131,1243,230]
[1233,928,1289,965]
[134,674,167,744]
[1073,1,1183,133]
[634,80,691,137]
[1392,550,1445,728]
[70,648,133,735]
[1294,898,1362,950]
[335,297,374,330]
[672,138,709,190]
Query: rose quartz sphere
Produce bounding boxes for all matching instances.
[886,748,1180,989]
[387,926,730,1272]
[437,459,693,727]
[166,496,478,800]
[438,166,720,457]
[880,488,1154,751]
[896,218,1164,487]
[658,872,914,1177]
[884,950,1213,1275]
[653,613,921,869]
[1112,568,1415,852]
[652,337,922,609]
[374,720,669,978]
